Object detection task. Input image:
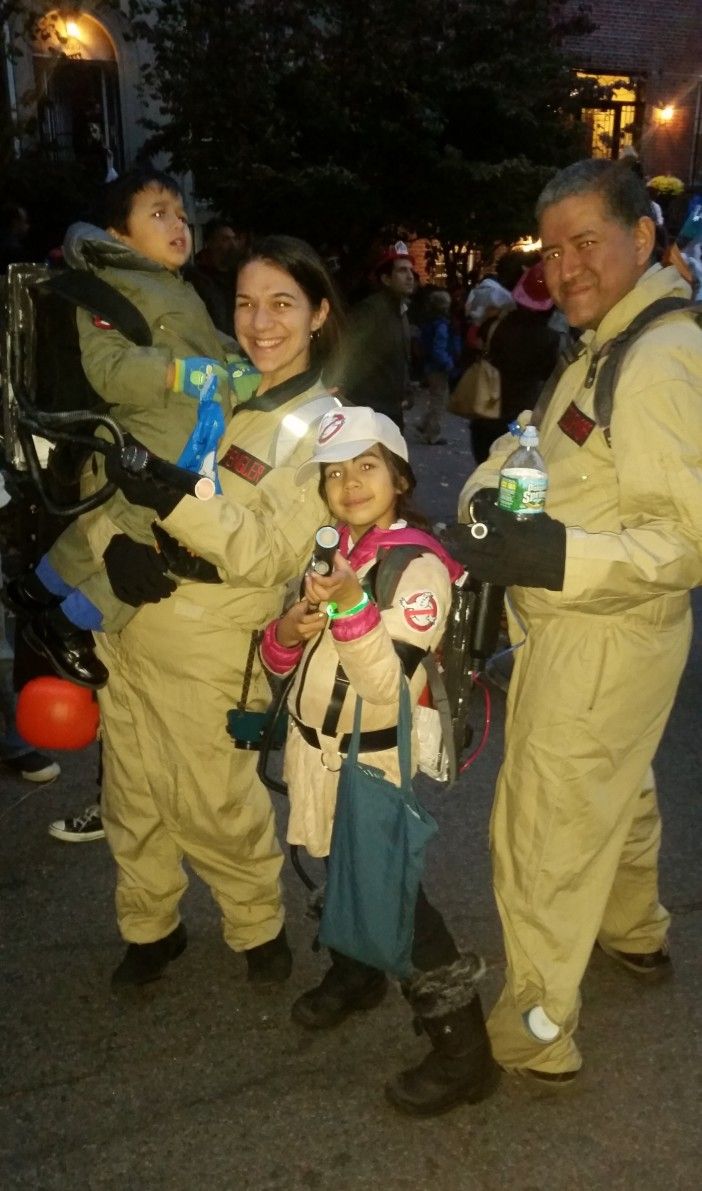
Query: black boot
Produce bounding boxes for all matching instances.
[23,606,108,689]
[111,922,188,989]
[245,926,293,984]
[291,949,388,1029]
[1,571,61,616]
[386,955,500,1117]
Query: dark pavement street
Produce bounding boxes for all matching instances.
[2,404,701,1190]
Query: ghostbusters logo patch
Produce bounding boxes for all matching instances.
[399,591,438,631]
[318,412,346,444]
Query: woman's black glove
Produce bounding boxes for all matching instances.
[151,524,222,583]
[442,506,566,590]
[105,442,192,520]
[103,535,177,606]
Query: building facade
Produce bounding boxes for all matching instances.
[566,0,702,185]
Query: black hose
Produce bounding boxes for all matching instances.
[13,387,125,517]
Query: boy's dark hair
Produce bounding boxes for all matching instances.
[238,234,347,375]
[104,168,182,233]
[536,159,654,228]
[319,444,429,530]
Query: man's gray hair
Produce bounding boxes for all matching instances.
[536,159,653,228]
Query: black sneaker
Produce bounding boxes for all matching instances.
[48,802,105,842]
[3,750,61,784]
[111,922,188,989]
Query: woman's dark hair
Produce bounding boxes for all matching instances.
[318,443,429,530]
[103,168,182,233]
[237,234,347,378]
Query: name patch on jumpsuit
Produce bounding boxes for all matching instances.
[219,445,271,485]
[558,401,596,446]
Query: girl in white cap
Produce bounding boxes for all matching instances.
[260,405,498,1117]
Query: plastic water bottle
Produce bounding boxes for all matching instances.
[498,425,548,519]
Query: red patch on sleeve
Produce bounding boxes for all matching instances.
[91,316,115,330]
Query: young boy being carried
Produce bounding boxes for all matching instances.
[4,167,257,687]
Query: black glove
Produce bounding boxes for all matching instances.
[442,506,566,590]
[103,535,177,607]
[105,440,191,520]
[151,524,222,583]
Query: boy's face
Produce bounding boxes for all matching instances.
[110,183,191,270]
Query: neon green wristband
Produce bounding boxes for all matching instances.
[326,591,372,620]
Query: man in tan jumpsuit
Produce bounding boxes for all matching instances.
[450,159,702,1080]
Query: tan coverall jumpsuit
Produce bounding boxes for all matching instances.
[96,379,331,949]
[458,264,702,1074]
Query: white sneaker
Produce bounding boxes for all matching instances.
[48,802,104,842]
[3,750,61,783]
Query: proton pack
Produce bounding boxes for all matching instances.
[367,541,504,786]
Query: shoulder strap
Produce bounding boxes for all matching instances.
[483,305,510,356]
[37,270,153,347]
[594,298,702,435]
[369,545,426,610]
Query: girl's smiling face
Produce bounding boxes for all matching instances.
[235,259,329,392]
[322,445,406,540]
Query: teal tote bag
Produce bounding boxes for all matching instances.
[318,681,438,979]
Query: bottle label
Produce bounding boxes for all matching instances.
[498,468,548,515]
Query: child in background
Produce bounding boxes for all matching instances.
[4,167,258,688]
[260,405,498,1118]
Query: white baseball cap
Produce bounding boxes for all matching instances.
[295,406,409,486]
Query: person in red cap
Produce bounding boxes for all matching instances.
[469,261,562,464]
[341,241,415,430]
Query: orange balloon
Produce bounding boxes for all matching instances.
[16,676,100,751]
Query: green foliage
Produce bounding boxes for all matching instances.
[133,1,592,252]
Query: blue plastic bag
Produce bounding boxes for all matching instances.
[319,682,438,979]
[177,374,225,493]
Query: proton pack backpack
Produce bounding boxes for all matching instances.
[32,269,152,419]
[368,539,503,787]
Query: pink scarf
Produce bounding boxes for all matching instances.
[337,522,464,583]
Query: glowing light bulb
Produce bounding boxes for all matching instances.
[659,105,675,123]
[66,20,80,38]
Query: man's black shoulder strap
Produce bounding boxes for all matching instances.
[36,269,153,347]
[594,297,702,437]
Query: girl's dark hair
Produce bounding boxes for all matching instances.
[103,168,182,233]
[318,443,429,530]
[237,234,347,378]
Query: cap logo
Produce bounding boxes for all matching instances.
[318,412,346,444]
